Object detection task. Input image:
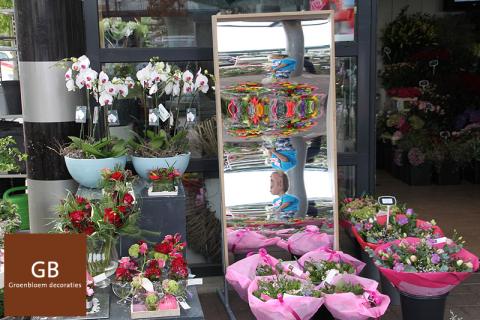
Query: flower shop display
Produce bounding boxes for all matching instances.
[129,58,210,178]
[297,248,366,285]
[147,167,181,196]
[276,225,333,257]
[460,124,480,183]
[54,169,141,285]
[221,81,325,138]
[101,17,148,48]
[247,275,324,320]
[58,55,132,188]
[227,228,280,254]
[226,248,294,302]
[0,200,21,247]
[320,274,390,320]
[112,234,189,318]
[0,136,27,173]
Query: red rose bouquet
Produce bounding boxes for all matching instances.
[149,167,181,193]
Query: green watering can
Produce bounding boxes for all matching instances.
[3,186,29,230]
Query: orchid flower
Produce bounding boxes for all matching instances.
[124,76,135,89]
[194,73,209,93]
[83,68,98,83]
[65,68,72,81]
[66,79,75,91]
[99,92,113,106]
[77,55,90,70]
[149,83,158,95]
[75,72,86,89]
[116,83,129,97]
[99,71,109,84]
[103,81,117,96]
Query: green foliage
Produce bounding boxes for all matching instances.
[0,0,13,38]
[62,136,127,159]
[304,260,356,285]
[129,129,189,158]
[0,136,27,173]
[320,281,365,295]
[0,199,21,246]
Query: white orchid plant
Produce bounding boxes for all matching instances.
[60,55,134,139]
[130,57,211,157]
[101,18,146,48]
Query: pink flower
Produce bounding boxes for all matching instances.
[157,259,166,269]
[139,242,148,255]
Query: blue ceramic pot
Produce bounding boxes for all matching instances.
[131,153,191,180]
[64,156,127,188]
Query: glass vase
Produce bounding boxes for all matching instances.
[87,235,118,288]
[112,280,132,304]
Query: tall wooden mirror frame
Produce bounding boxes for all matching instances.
[212,10,338,270]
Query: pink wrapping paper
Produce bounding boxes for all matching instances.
[247,275,324,320]
[226,249,281,301]
[297,247,366,275]
[322,274,390,320]
[276,225,333,256]
[375,237,480,296]
[227,228,280,254]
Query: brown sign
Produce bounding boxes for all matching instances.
[4,233,86,316]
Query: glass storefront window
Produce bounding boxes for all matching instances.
[336,56,356,152]
[338,165,355,198]
[97,0,356,48]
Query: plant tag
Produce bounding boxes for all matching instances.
[177,298,191,310]
[141,278,154,292]
[324,269,339,285]
[290,266,303,277]
[429,59,439,67]
[92,106,99,124]
[157,103,170,122]
[187,278,203,286]
[93,273,107,284]
[75,106,87,123]
[149,109,159,126]
[186,108,197,123]
[107,109,120,126]
[419,80,429,88]
[432,237,447,244]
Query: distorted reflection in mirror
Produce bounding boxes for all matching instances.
[213,12,338,264]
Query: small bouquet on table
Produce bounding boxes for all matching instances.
[147,167,181,196]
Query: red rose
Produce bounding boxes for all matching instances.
[123,193,134,205]
[111,171,123,181]
[103,208,122,227]
[75,196,86,205]
[69,210,87,224]
[83,223,96,236]
[117,205,127,214]
[171,256,186,269]
[154,242,173,254]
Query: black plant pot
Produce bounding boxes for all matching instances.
[400,291,448,320]
[380,273,400,305]
[312,305,334,320]
[359,250,380,282]
[383,142,393,173]
[401,162,432,186]
[433,161,461,185]
[464,161,480,184]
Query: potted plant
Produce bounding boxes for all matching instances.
[129,57,210,180]
[428,132,464,185]
[0,200,21,247]
[146,166,181,196]
[58,55,134,188]
[0,136,27,173]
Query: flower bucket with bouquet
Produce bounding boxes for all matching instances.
[111,233,189,318]
[319,273,390,320]
[276,225,333,258]
[227,228,280,255]
[57,55,133,188]
[54,168,144,287]
[367,235,479,320]
[226,248,300,302]
[247,274,325,320]
[147,166,181,196]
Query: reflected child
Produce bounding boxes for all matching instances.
[266,137,297,172]
[270,170,299,220]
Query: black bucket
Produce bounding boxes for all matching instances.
[400,291,448,320]
[311,305,334,320]
[380,273,400,305]
[359,250,380,281]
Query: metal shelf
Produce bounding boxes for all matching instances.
[0,173,26,178]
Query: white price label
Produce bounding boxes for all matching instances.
[93,273,107,284]
[157,103,170,122]
[177,298,191,310]
[324,269,339,285]
[187,278,203,286]
[433,237,447,244]
[291,266,303,277]
[93,106,99,124]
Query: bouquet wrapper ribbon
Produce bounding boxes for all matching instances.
[374,237,480,296]
[247,275,324,320]
[225,250,280,302]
